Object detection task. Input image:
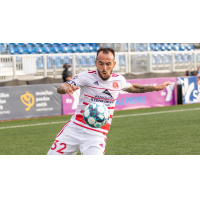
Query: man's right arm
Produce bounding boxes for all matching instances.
[57,83,79,97]
[197,76,200,86]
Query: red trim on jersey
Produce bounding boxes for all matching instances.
[84,94,117,101]
[110,115,113,119]
[101,123,110,131]
[83,102,89,105]
[56,121,70,138]
[75,114,86,124]
[80,110,84,113]
[88,71,97,74]
[108,107,115,109]
[73,122,107,135]
[85,85,120,91]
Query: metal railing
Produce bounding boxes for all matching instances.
[0,50,199,82]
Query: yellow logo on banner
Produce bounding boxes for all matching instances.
[20,91,35,111]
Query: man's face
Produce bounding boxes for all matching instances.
[95,51,116,80]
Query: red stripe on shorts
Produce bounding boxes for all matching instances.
[56,121,70,138]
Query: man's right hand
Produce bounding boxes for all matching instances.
[57,84,80,97]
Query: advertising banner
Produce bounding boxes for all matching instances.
[177,76,200,104]
[62,77,177,115]
[115,77,177,110]
[0,84,62,121]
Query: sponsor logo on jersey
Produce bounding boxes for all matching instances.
[113,82,119,89]
[90,89,115,104]
[93,81,99,85]
[102,89,113,98]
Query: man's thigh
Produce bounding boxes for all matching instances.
[47,121,81,155]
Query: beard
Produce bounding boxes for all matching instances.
[97,69,113,80]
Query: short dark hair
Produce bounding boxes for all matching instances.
[96,47,115,59]
[63,64,71,68]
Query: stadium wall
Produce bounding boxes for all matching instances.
[1,76,199,121]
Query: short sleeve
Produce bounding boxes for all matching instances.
[121,75,131,90]
[65,71,86,87]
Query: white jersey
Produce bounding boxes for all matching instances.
[66,70,131,136]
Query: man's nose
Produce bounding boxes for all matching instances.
[103,64,107,70]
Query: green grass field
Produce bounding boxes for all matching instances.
[0,103,200,155]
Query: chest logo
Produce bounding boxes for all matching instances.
[102,89,113,98]
[93,81,99,85]
[113,82,119,89]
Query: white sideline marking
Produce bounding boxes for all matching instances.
[113,107,200,118]
[0,107,200,130]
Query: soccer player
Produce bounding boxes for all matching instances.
[47,47,171,155]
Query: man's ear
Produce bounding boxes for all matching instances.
[113,61,116,68]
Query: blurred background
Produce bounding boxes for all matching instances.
[0,43,200,85]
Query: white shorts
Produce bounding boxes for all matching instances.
[47,120,107,155]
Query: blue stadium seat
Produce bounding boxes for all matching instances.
[16,46,24,54]
[130,43,134,51]
[180,45,187,51]
[154,44,162,51]
[163,54,170,64]
[174,44,183,51]
[50,46,59,53]
[196,54,200,62]
[91,45,99,52]
[161,45,167,51]
[35,44,42,54]
[8,45,15,54]
[188,53,194,62]
[156,54,163,64]
[119,55,125,66]
[0,44,6,54]
[88,55,95,67]
[62,56,72,65]
[152,54,156,64]
[53,57,62,68]
[68,43,74,47]
[36,57,43,69]
[142,43,147,51]
[135,44,141,51]
[122,43,128,51]
[79,56,87,67]
[175,54,183,63]
[186,45,194,51]
[150,44,155,51]
[42,44,50,54]
[183,54,189,63]
[47,57,53,69]
[25,44,33,54]
[166,44,174,51]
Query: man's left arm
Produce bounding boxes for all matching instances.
[124,81,171,93]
